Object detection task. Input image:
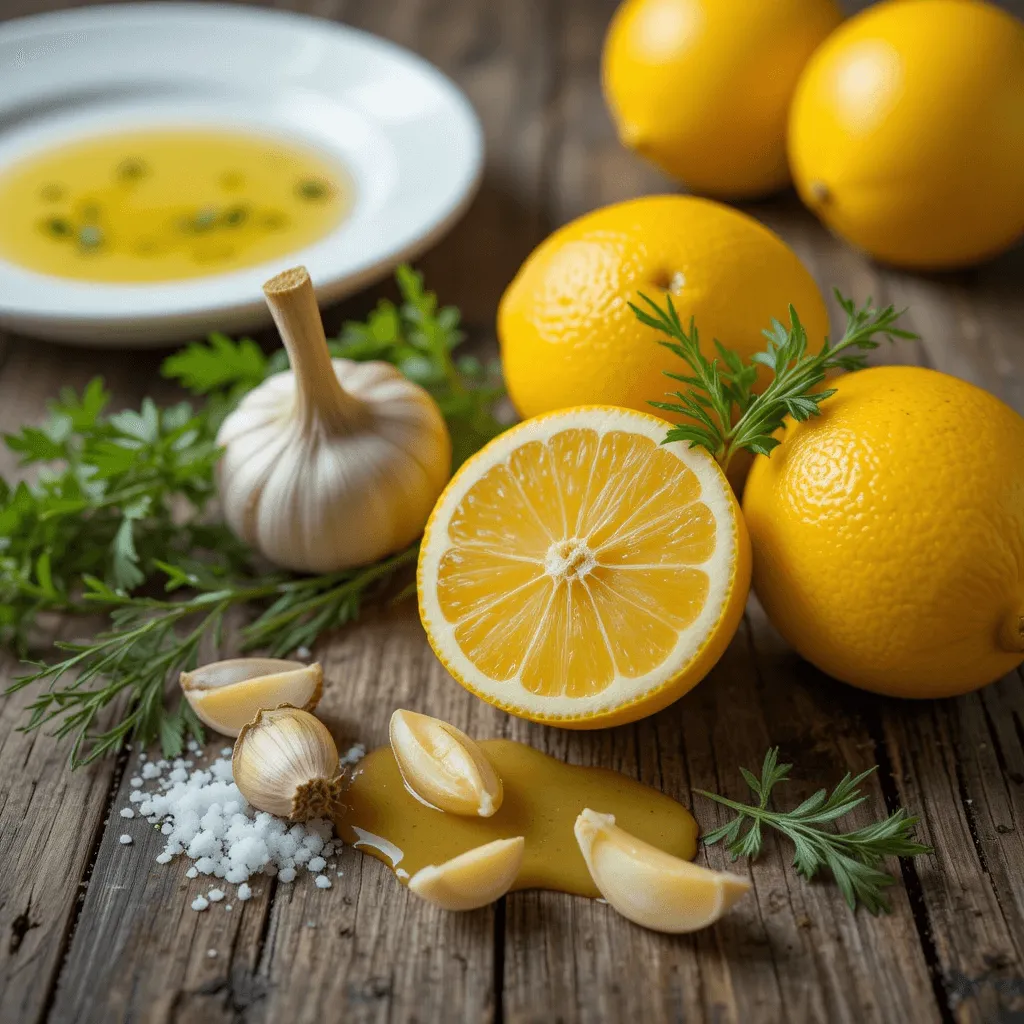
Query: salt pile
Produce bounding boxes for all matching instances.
[121,742,364,909]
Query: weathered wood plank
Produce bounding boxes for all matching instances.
[252,606,503,1024]
[0,340,167,1023]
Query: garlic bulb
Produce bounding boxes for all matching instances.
[217,266,452,573]
[232,705,345,821]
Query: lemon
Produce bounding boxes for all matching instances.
[789,0,1024,269]
[743,366,1024,699]
[418,406,750,727]
[603,0,842,197]
[498,195,830,423]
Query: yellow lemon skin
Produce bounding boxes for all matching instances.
[743,366,1024,699]
[498,195,830,422]
[603,0,842,198]
[789,0,1024,270]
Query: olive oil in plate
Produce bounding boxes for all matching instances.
[0,128,352,283]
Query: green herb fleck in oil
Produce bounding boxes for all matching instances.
[41,217,73,239]
[39,183,64,203]
[262,211,288,231]
[115,157,149,183]
[295,177,332,202]
[78,225,104,250]
[222,204,249,228]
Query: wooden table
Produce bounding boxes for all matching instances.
[2,1,1023,1021]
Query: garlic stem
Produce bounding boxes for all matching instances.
[262,266,365,432]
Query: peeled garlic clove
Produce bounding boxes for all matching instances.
[408,837,525,911]
[232,705,344,821]
[389,709,503,817]
[574,809,750,934]
[180,658,323,737]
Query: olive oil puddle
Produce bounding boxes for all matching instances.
[338,739,698,896]
[0,128,351,282]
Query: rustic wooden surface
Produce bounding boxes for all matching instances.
[1,0,1023,1021]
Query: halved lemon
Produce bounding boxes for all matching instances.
[418,407,750,727]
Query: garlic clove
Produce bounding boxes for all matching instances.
[180,658,323,737]
[574,809,750,934]
[407,837,525,911]
[232,705,345,821]
[389,709,503,817]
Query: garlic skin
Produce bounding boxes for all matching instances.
[232,705,345,821]
[217,267,452,573]
[389,709,503,817]
[180,658,323,738]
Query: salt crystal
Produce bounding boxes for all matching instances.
[278,867,297,883]
[225,905,232,911]
[195,856,218,874]
[138,752,147,761]
[207,948,217,958]
[155,852,173,865]
[237,883,252,901]
[168,767,188,784]
[208,888,225,902]
[119,834,133,846]
[315,875,331,889]
[141,763,161,779]
[192,896,209,912]
[119,808,134,819]
[129,792,145,803]
[161,822,174,836]
[296,646,311,659]
[341,743,365,767]
[129,777,143,789]
[220,747,233,757]
[308,856,326,873]
[186,867,199,879]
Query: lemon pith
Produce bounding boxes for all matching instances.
[418,407,750,727]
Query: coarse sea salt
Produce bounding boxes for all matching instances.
[121,745,362,910]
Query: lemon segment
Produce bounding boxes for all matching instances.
[419,407,750,727]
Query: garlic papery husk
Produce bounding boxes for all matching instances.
[216,266,452,573]
[574,809,750,934]
[407,837,525,911]
[180,658,323,738]
[232,705,345,821]
[389,709,503,817]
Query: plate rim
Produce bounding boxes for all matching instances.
[0,1,484,344]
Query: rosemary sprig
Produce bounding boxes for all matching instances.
[634,291,918,469]
[2,266,504,765]
[698,748,932,914]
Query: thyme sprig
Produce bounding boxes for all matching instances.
[698,748,932,914]
[634,291,918,469]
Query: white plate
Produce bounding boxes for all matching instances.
[0,3,483,345]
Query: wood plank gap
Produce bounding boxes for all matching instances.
[863,713,954,1024]
[36,739,133,1023]
[492,896,506,1024]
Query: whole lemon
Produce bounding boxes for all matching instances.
[743,366,1024,699]
[498,195,830,421]
[789,0,1024,269]
[602,0,843,198]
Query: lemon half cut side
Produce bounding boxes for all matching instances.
[418,406,750,728]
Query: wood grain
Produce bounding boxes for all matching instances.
[1,0,1023,1021]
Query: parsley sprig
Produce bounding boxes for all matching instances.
[698,748,932,913]
[2,266,504,766]
[634,291,918,468]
